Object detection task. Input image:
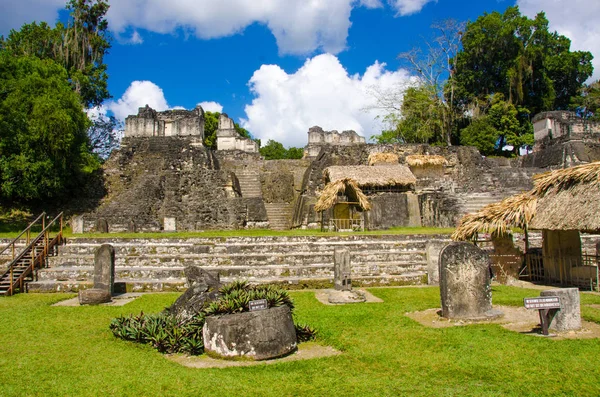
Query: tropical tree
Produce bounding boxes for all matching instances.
[259,140,304,160]
[451,6,593,117]
[0,54,100,204]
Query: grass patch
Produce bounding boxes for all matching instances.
[0,226,455,240]
[2,287,600,396]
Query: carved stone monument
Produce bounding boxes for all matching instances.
[167,267,221,321]
[78,244,115,305]
[96,218,108,233]
[540,288,581,331]
[439,242,498,319]
[334,249,352,291]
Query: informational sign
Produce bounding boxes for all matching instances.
[523,296,561,310]
[249,299,268,312]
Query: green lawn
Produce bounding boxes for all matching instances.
[2,286,600,396]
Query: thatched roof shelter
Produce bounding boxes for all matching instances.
[529,161,600,232]
[324,165,416,189]
[368,152,399,166]
[452,192,537,241]
[314,178,372,212]
[453,161,600,240]
[406,154,448,167]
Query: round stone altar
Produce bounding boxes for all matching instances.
[202,305,297,360]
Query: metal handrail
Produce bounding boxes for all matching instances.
[0,212,46,257]
[3,212,63,295]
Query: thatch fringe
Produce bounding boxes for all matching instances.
[324,165,416,188]
[368,152,399,166]
[452,192,537,241]
[406,154,448,167]
[532,161,600,196]
[314,178,372,212]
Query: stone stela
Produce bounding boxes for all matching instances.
[334,249,352,291]
[524,296,561,336]
[249,299,268,312]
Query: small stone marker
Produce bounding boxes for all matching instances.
[334,249,352,291]
[426,240,447,285]
[249,299,268,311]
[127,219,137,233]
[71,215,84,234]
[78,244,116,305]
[439,242,496,319]
[96,218,108,233]
[524,296,561,335]
[164,217,176,232]
[540,288,581,332]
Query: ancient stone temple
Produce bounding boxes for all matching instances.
[216,113,259,152]
[125,104,205,138]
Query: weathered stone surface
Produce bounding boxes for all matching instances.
[71,216,84,234]
[163,217,176,232]
[94,244,115,294]
[203,305,297,360]
[167,267,221,321]
[96,218,108,233]
[426,240,447,285]
[439,242,494,319]
[334,249,351,291]
[540,288,581,331]
[78,288,111,305]
[327,289,366,304]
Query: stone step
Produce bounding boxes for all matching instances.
[37,261,426,282]
[47,250,427,268]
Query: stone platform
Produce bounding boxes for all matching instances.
[25,234,450,292]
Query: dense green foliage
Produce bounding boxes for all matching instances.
[0,54,100,204]
[202,111,255,149]
[451,6,593,117]
[259,139,304,160]
[2,288,600,396]
[571,80,600,120]
[110,312,205,355]
[1,0,111,108]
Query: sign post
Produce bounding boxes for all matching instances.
[524,296,561,335]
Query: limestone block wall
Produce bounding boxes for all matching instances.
[125,106,205,138]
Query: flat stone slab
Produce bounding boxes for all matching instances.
[406,306,600,339]
[53,293,143,307]
[167,342,341,368]
[314,289,383,305]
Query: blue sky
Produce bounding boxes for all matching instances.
[1,0,598,147]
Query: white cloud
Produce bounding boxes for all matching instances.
[0,0,64,35]
[198,101,224,113]
[242,54,414,147]
[388,0,436,16]
[105,81,169,121]
[359,0,384,9]
[107,0,358,55]
[128,30,144,45]
[517,0,600,82]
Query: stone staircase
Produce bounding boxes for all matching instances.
[264,203,294,230]
[457,190,525,218]
[235,171,262,198]
[26,234,451,292]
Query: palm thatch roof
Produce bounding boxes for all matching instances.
[314,178,372,212]
[529,161,600,232]
[406,154,448,167]
[453,161,600,240]
[324,165,416,188]
[368,152,399,166]
[452,192,537,241]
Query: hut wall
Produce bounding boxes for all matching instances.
[542,230,582,282]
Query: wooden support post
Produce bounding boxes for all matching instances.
[9,267,13,296]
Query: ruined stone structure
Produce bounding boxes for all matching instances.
[216,113,259,152]
[527,111,600,167]
[125,105,205,138]
[306,126,366,158]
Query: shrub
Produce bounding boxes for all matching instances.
[204,281,294,316]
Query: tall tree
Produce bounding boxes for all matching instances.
[0,54,100,204]
[1,0,111,107]
[451,6,593,117]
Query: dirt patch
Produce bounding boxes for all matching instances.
[314,289,383,305]
[167,342,341,368]
[406,305,600,339]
